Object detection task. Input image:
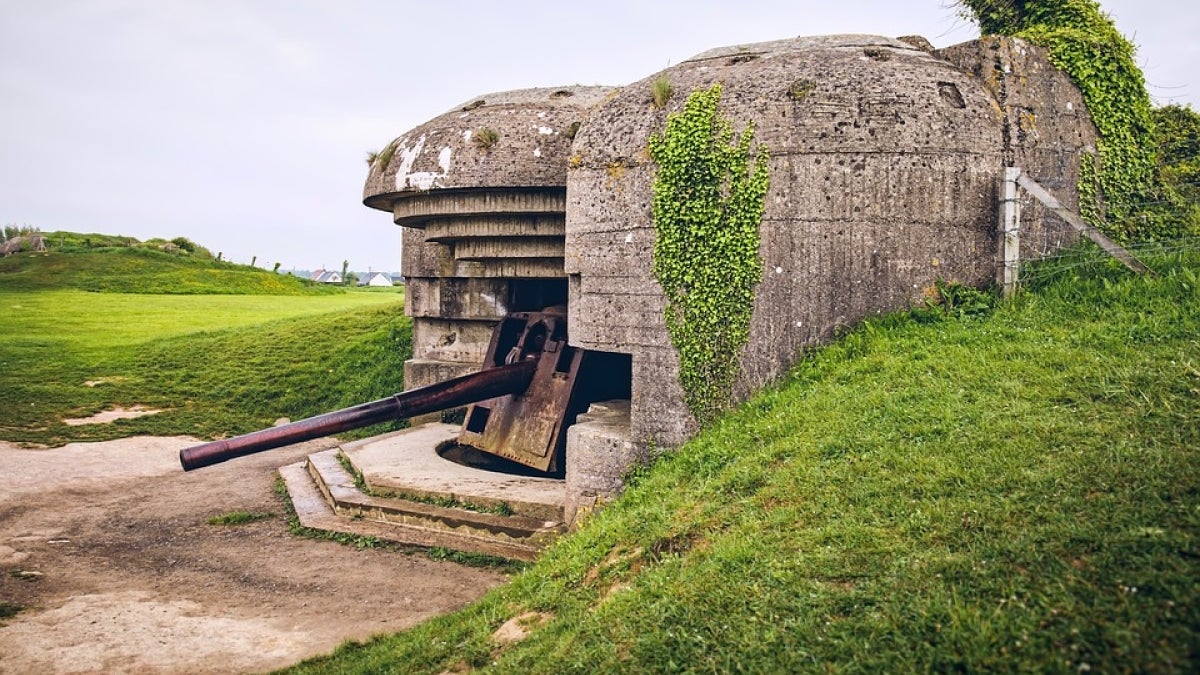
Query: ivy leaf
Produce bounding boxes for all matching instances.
[649,82,771,424]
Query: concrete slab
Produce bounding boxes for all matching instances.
[279,461,545,561]
[307,449,561,537]
[342,424,566,522]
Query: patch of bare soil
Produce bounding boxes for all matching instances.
[0,436,507,674]
[62,406,161,426]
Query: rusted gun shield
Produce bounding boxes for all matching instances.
[458,310,627,475]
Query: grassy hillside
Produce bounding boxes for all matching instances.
[0,246,334,295]
[285,249,1199,674]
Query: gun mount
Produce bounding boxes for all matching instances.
[179,309,629,474]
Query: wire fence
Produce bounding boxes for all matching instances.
[1007,165,1200,289]
[1019,235,1200,286]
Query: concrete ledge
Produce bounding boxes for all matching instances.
[280,459,550,561]
[307,449,561,539]
[565,400,641,523]
[342,425,566,523]
[391,189,567,227]
[425,215,565,242]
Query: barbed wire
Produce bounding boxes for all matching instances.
[1016,235,1200,283]
[1031,236,1200,259]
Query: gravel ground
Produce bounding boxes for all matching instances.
[0,435,506,674]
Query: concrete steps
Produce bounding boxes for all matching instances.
[277,424,567,561]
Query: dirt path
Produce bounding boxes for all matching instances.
[0,436,508,674]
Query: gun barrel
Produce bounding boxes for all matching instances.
[179,358,538,471]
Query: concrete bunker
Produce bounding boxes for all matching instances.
[248,33,1096,558]
[361,86,623,397]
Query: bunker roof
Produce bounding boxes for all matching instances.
[571,33,1003,169]
[363,86,617,213]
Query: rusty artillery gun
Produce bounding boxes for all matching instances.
[180,309,630,474]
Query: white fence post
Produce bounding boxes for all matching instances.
[999,167,1022,298]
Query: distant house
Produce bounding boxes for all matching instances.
[358,272,394,287]
[311,269,343,284]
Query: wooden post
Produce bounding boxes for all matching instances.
[999,167,1022,298]
[1015,173,1151,275]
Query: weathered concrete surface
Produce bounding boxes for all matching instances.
[389,190,567,229]
[363,87,616,206]
[404,358,480,391]
[412,317,498,365]
[405,277,517,321]
[937,36,1098,258]
[564,400,644,524]
[365,90,615,401]
[566,34,1007,446]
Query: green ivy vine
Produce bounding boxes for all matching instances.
[1153,104,1200,205]
[647,83,770,426]
[960,0,1189,240]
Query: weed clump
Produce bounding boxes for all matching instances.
[787,79,816,101]
[376,141,398,171]
[206,511,273,526]
[650,76,673,109]
[473,127,499,151]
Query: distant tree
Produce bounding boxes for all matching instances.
[250,255,257,267]
[341,259,349,283]
[273,262,281,273]
[3,224,39,242]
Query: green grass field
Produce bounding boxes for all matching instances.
[283,249,1200,674]
[0,246,409,445]
[3,289,399,354]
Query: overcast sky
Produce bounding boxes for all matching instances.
[2,1,1196,274]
